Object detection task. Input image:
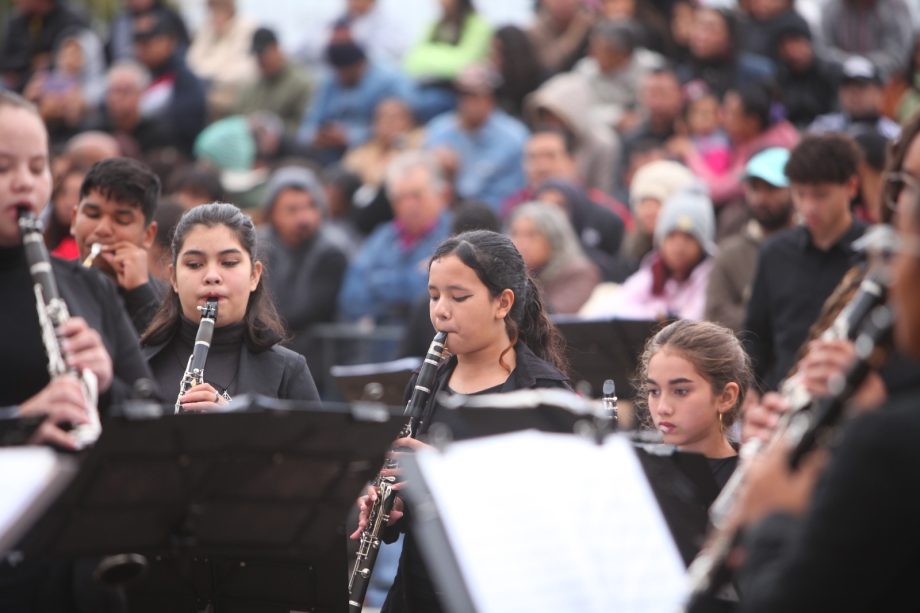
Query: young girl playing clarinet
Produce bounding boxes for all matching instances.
[637,319,753,488]
[353,229,571,613]
[141,202,319,406]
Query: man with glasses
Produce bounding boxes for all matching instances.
[743,134,867,392]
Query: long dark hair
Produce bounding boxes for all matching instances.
[494,25,544,118]
[140,202,286,351]
[430,230,568,373]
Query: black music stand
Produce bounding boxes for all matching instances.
[330,357,420,405]
[553,317,668,399]
[16,396,405,613]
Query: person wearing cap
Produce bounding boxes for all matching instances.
[107,0,190,64]
[705,147,795,332]
[297,25,412,165]
[808,55,902,141]
[257,166,351,387]
[743,134,867,392]
[235,27,312,137]
[597,184,717,321]
[424,62,528,211]
[186,0,258,117]
[132,8,207,155]
[771,12,838,128]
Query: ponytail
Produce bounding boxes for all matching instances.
[510,277,568,373]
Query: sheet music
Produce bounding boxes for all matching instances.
[414,431,688,613]
[0,447,71,555]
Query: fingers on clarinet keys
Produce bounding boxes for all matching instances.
[19,377,90,450]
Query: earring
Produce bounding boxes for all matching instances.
[718,412,724,432]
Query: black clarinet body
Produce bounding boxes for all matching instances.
[348,331,448,612]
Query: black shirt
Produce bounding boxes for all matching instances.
[743,221,866,390]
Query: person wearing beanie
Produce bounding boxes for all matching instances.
[705,147,795,332]
[257,165,351,392]
[296,25,413,165]
[598,185,716,321]
[622,159,696,265]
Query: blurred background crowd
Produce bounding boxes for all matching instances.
[3,0,919,397]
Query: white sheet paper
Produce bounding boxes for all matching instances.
[0,447,70,554]
[414,431,688,613]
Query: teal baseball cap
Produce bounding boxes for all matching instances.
[745,147,790,188]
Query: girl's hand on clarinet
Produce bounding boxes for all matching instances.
[59,317,113,392]
[20,376,89,450]
[179,383,229,412]
[741,392,789,445]
[350,487,403,540]
[386,437,432,491]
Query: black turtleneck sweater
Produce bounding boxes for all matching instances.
[0,246,63,406]
[148,317,245,403]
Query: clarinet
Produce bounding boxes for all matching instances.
[348,331,448,612]
[174,298,223,413]
[18,209,101,448]
[602,379,618,426]
[685,300,893,606]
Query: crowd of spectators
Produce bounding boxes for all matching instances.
[4,0,919,396]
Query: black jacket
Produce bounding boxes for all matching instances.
[739,388,920,612]
[142,332,320,403]
[382,342,570,613]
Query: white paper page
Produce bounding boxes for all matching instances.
[0,447,68,554]
[415,431,688,613]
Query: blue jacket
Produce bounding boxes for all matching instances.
[337,214,451,324]
[424,110,528,210]
[297,61,413,148]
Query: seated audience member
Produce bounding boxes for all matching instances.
[258,166,350,355]
[167,164,225,210]
[502,127,632,228]
[132,8,207,155]
[403,0,492,121]
[236,27,312,137]
[343,97,423,188]
[525,71,621,196]
[337,152,452,325]
[147,198,185,284]
[527,0,593,75]
[186,0,257,117]
[621,159,696,266]
[490,25,544,119]
[425,63,528,212]
[508,201,601,314]
[533,179,627,281]
[598,185,717,321]
[809,55,901,141]
[819,0,913,80]
[192,114,268,210]
[107,0,190,63]
[0,0,90,92]
[572,19,664,133]
[705,147,795,332]
[298,27,412,166]
[23,29,106,145]
[770,12,838,128]
[44,160,89,259]
[70,158,164,333]
[86,60,169,157]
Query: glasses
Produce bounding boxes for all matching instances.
[882,171,920,213]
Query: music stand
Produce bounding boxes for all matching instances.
[331,357,420,405]
[17,396,405,613]
[553,317,668,399]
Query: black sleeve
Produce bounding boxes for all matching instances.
[738,409,920,613]
[120,281,162,335]
[742,248,774,390]
[287,248,349,330]
[279,351,320,402]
